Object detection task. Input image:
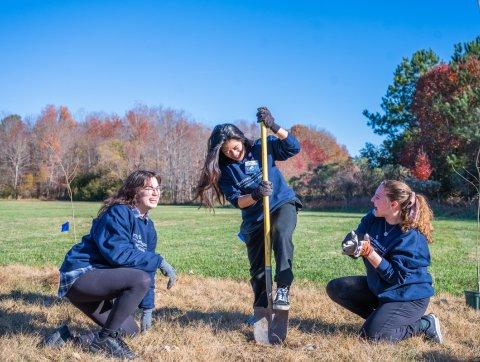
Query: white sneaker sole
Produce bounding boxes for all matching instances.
[430,314,444,344]
[273,304,290,311]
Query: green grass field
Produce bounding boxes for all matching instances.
[0,200,477,295]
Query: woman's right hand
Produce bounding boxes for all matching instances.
[342,231,362,258]
[256,107,281,133]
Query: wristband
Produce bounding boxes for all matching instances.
[270,122,281,134]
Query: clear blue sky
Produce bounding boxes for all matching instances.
[1,0,479,155]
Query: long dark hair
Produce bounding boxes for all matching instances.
[98,170,161,217]
[382,180,434,243]
[196,123,252,209]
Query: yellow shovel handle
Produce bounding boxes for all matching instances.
[261,123,271,268]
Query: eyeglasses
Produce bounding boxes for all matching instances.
[142,186,161,194]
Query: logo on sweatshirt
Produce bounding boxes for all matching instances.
[133,233,147,252]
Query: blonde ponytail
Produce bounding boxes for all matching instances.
[382,180,434,243]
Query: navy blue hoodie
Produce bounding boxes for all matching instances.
[219,133,300,235]
[60,204,163,309]
[356,211,434,303]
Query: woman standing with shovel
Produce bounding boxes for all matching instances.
[196,108,301,342]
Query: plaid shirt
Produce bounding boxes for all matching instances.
[57,266,93,298]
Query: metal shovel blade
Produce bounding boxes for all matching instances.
[253,306,272,345]
[270,309,289,344]
[253,307,289,345]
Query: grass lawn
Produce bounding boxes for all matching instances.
[0,200,479,361]
[1,265,479,361]
[0,200,477,295]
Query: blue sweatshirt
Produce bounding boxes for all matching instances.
[218,133,300,235]
[356,210,434,303]
[60,204,163,309]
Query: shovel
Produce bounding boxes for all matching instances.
[252,122,289,345]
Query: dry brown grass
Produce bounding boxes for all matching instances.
[0,265,478,361]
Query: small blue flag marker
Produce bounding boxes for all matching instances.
[61,221,70,232]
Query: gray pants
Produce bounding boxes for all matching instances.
[326,276,429,343]
[244,201,297,308]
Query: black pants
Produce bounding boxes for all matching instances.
[326,276,428,343]
[245,202,297,308]
[66,268,150,336]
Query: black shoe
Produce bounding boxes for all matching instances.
[273,287,290,311]
[72,331,95,350]
[42,325,73,348]
[89,331,135,360]
[422,314,444,344]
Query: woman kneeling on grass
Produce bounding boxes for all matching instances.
[44,170,177,359]
[327,180,443,344]
[196,107,301,312]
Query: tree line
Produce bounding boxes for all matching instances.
[0,104,349,204]
[0,105,210,203]
[1,37,478,206]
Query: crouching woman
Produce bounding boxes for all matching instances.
[46,170,176,359]
[326,180,443,344]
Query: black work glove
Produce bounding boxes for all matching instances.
[251,180,273,201]
[256,107,281,134]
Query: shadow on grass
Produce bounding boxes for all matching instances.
[0,290,90,340]
[153,306,249,333]
[0,290,64,307]
[0,308,49,336]
[289,316,359,335]
[417,350,465,362]
[153,306,360,339]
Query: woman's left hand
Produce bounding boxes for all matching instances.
[159,259,177,289]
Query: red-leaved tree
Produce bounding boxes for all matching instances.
[411,150,433,180]
[278,124,349,180]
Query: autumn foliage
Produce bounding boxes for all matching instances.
[0,104,212,202]
[277,124,349,180]
[407,54,480,190]
[0,105,351,202]
[411,150,433,181]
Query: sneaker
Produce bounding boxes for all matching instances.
[89,331,135,360]
[42,325,73,348]
[422,314,444,344]
[273,287,290,311]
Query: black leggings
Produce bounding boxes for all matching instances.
[245,202,297,308]
[326,276,428,343]
[66,268,150,336]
